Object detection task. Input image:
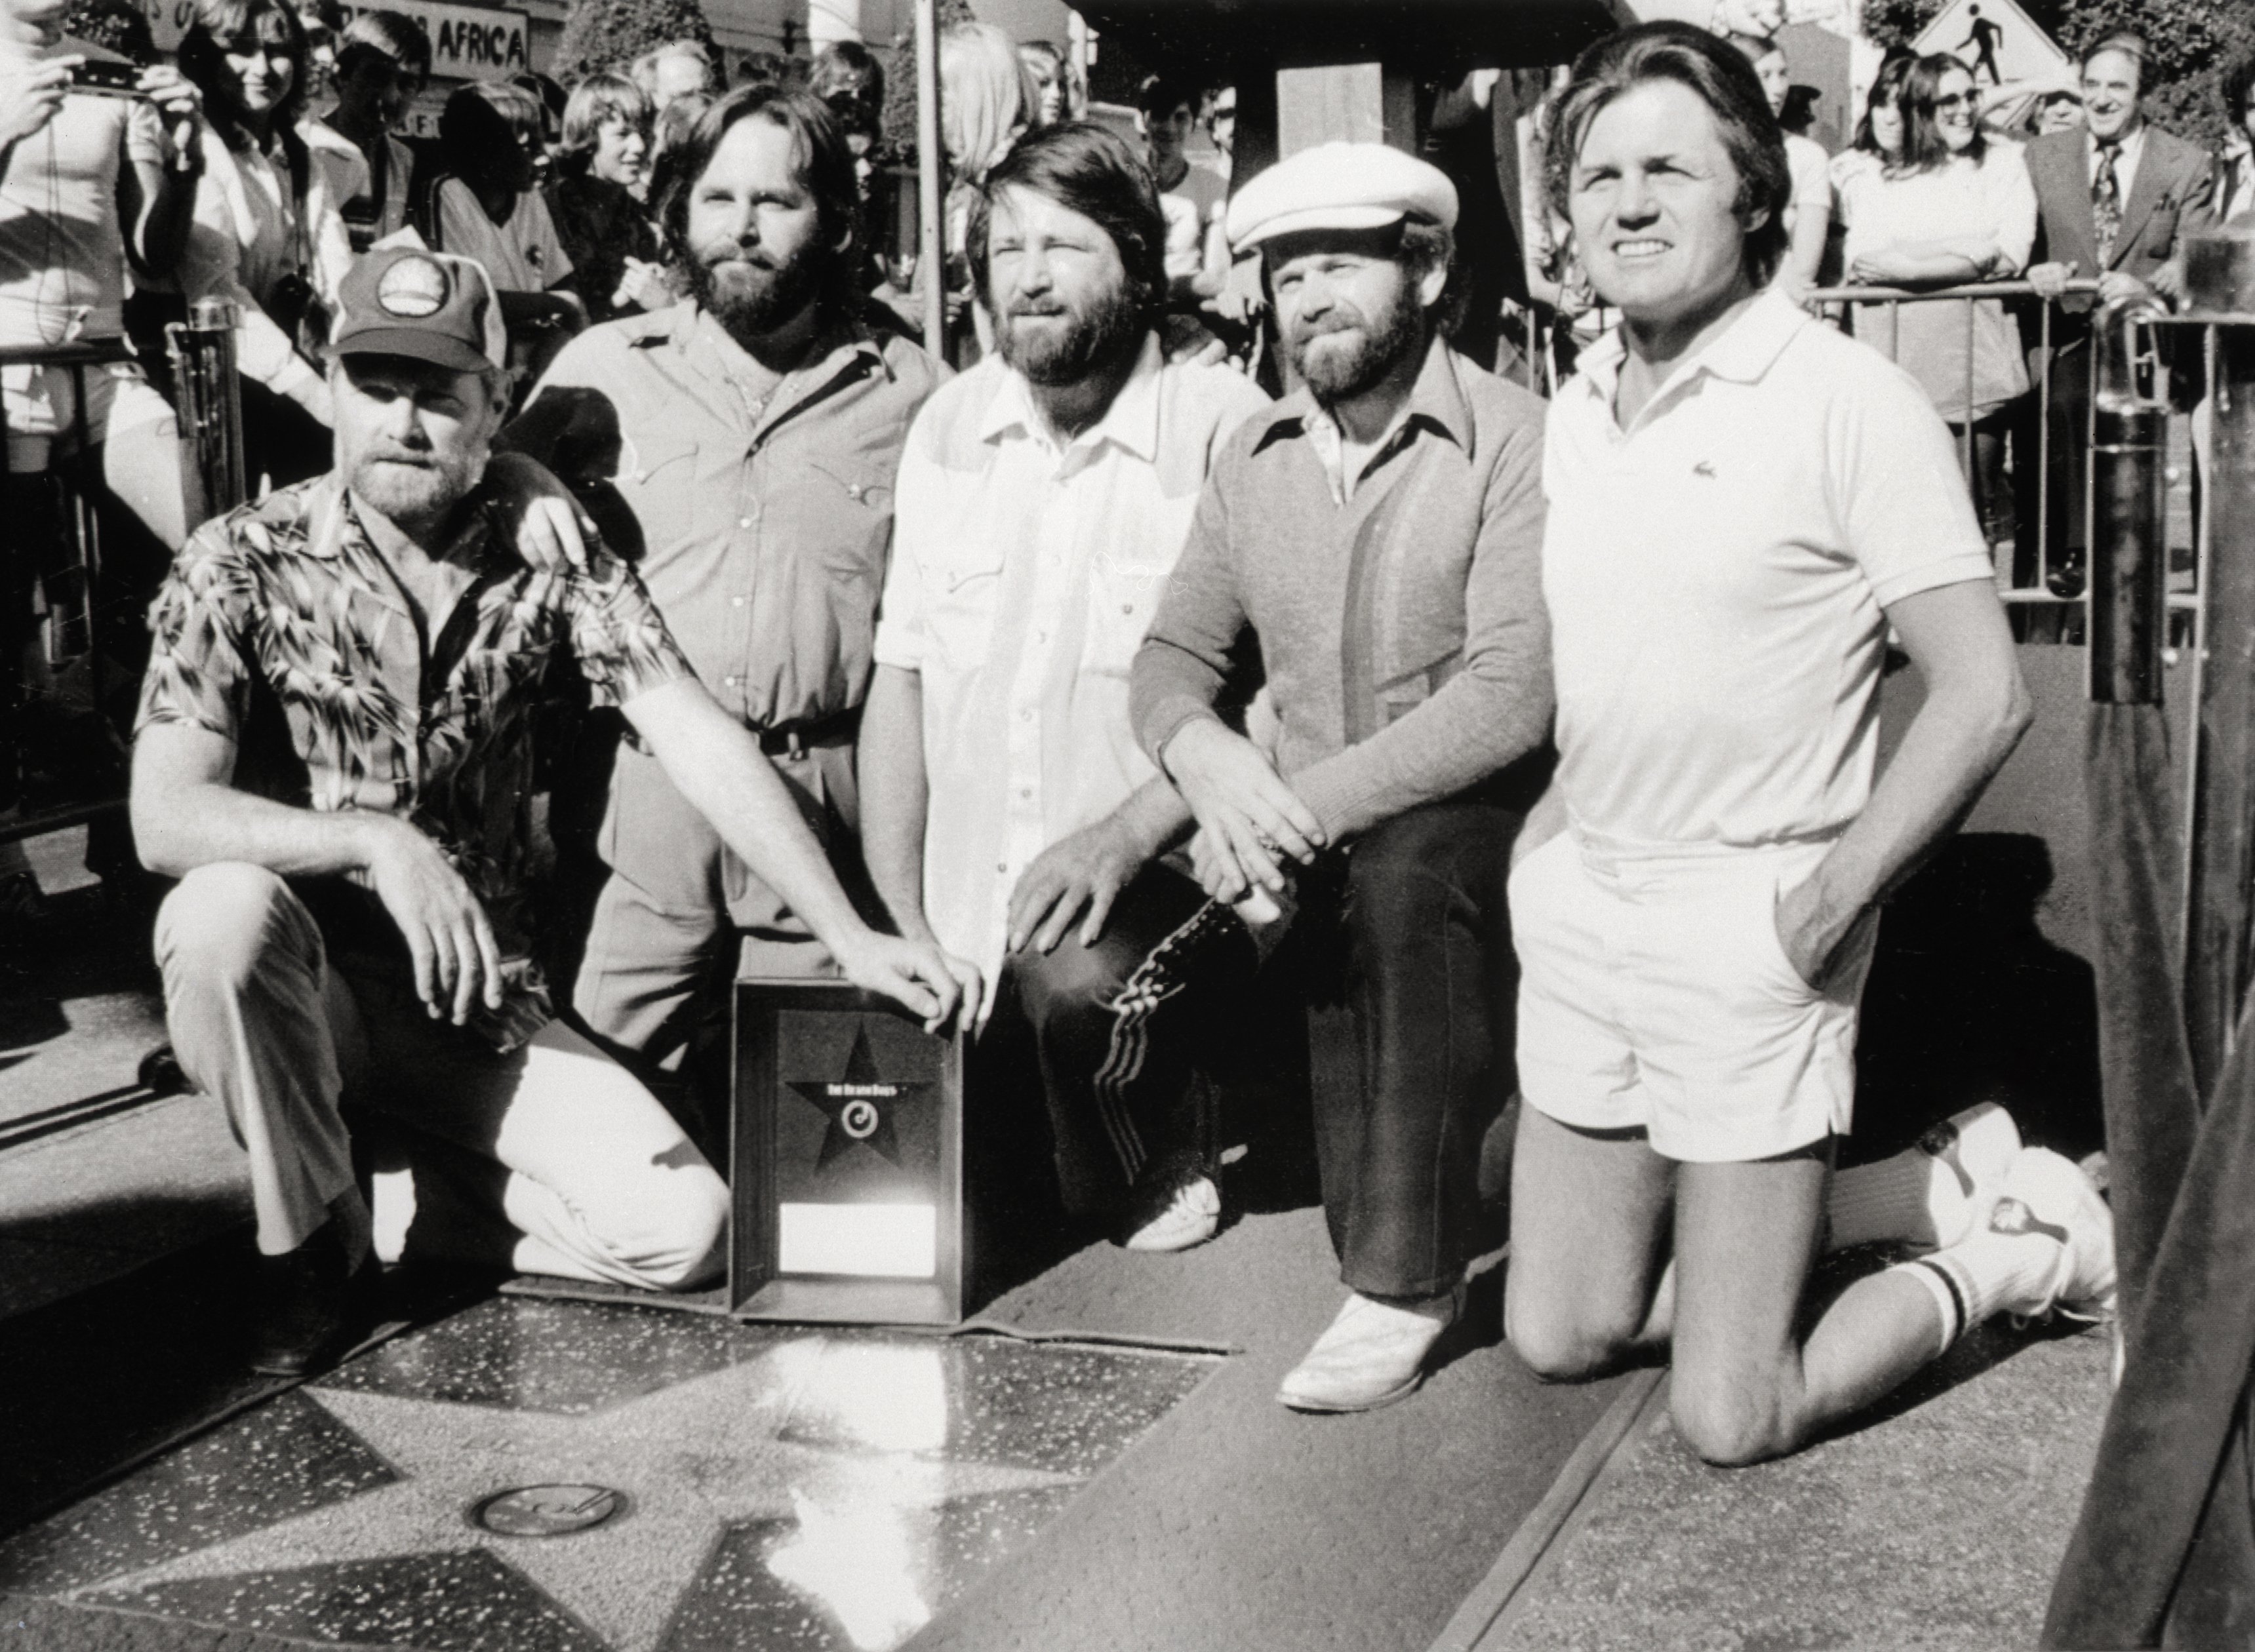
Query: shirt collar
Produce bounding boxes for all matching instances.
[1573,288,1807,415]
[1250,332,1475,460]
[298,473,499,576]
[677,300,891,392]
[978,329,1165,460]
[2090,122,2145,164]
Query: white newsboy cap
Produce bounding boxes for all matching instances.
[1224,141,1460,250]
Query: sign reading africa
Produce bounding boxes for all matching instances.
[140,0,529,79]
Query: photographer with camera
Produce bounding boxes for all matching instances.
[0,0,203,825]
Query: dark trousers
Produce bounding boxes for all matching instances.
[1292,798,1524,1301]
[991,861,1258,1218]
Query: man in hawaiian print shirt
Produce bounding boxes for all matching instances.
[130,247,980,1377]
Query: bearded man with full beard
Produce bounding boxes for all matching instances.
[1129,143,1554,1413]
[501,87,962,1112]
[860,123,1270,1255]
[131,247,971,1376]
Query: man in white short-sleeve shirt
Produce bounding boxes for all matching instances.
[862,123,1269,1255]
[1502,22,2115,1470]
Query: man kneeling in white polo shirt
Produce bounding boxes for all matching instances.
[1504,22,2115,1465]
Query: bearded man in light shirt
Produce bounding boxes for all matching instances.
[860,123,1269,1253]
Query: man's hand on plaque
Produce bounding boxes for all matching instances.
[1006,815,1146,955]
[835,930,984,1034]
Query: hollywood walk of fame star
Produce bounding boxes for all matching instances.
[78,1338,1075,1652]
[789,1022,932,1171]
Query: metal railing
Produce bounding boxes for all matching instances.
[0,305,243,848]
[1807,277,2113,612]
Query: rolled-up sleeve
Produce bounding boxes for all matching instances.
[1129,471,1246,766]
[1290,417,1555,839]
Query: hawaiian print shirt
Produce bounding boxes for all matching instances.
[136,473,694,1049]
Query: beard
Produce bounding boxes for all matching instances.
[687,231,829,346]
[349,444,485,528]
[995,277,1144,386]
[1286,279,1427,406]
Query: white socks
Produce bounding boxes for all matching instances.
[1892,1221,2060,1347]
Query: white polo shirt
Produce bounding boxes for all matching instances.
[1543,289,1993,848]
[873,334,1268,984]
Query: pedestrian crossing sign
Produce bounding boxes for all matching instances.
[1915,0,2071,90]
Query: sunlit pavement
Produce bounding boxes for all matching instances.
[0,1298,1214,1652]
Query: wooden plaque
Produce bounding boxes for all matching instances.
[728,979,965,1326]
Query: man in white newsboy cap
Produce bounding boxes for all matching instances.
[1130,142,1555,1412]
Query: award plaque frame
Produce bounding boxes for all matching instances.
[728,978,966,1326]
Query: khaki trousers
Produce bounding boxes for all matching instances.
[155,862,730,1289]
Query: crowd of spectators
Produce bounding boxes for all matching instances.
[1,0,2247,847]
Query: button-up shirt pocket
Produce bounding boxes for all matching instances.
[777,458,896,714]
[615,433,698,541]
[920,530,1007,673]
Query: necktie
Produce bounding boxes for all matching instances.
[2093,138,2123,267]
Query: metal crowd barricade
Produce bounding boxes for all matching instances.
[0,302,244,848]
[1805,276,2112,615]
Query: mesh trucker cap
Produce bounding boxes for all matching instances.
[329,246,509,374]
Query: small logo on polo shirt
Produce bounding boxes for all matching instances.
[1692,460,1717,479]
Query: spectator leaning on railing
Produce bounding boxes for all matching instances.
[1836,51,2036,554]
[2022,33,2214,576]
[1827,50,1913,280]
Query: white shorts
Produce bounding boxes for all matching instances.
[1510,827,1876,1164]
[2,358,174,471]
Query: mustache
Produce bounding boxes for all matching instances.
[363,446,437,466]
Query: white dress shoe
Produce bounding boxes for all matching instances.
[1277,1286,1460,1413]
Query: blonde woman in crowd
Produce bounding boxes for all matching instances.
[933,20,1034,359]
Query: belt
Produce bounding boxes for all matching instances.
[758,705,861,759]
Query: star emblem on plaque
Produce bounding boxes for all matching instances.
[789,1023,930,1170]
[732,979,967,1326]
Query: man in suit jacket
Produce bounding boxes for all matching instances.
[2021,34,2214,579]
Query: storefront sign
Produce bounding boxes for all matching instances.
[140,0,529,82]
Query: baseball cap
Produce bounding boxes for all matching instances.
[1225,141,1458,251]
[329,245,508,374]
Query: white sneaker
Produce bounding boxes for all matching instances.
[1919,1101,2023,1246]
[1276,1287,1460,1413]
[1989,1146,2117,1324]
[1124,1171,1221,1252]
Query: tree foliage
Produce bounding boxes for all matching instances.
[2054,0,2255,144]
[877,0,978,157]
[65,0,154,61]
[554,0,717,85]
[1863,0,2254,145]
